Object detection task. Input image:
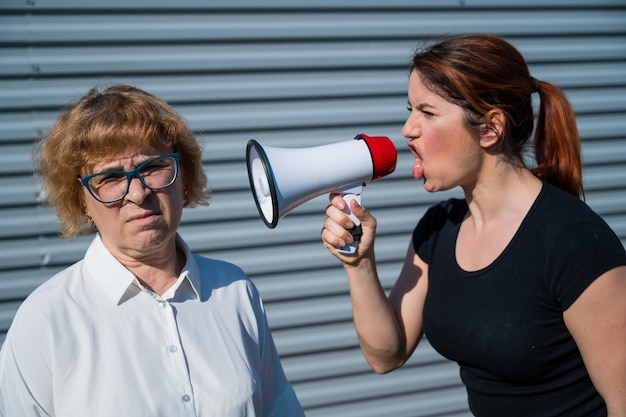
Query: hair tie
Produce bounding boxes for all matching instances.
[530,77,540,93]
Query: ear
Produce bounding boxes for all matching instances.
[82,199,91,220]
[480,110,505,148]
[83,207,92,222]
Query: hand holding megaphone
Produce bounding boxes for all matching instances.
[246,134,397,254]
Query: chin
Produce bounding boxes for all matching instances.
[135,228,172,244]
[423,178,438,193]
[423,179,452,194]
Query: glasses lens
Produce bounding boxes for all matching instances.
[139,156,177,190]
[85,155,178,203]
[88,173,128,203]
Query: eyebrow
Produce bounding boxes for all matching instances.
[407,100,437,110]
[94,156,156,173]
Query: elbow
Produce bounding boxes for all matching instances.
[367,356,406,375]
[361,338,411,375]
[370,364,397,375]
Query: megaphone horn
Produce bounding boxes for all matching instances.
[246,134,397,254]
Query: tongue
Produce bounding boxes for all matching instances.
[412,157,424,179]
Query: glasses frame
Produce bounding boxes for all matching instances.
[78,153,180,204]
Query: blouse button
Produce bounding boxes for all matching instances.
[182,394,191,402]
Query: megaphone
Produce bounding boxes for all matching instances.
[246,134,397,254]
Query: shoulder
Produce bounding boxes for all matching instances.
[191,255,250,285]
[14,260,86,318]
[3,260,86,357]
[428,197,467,215]
[416,198,467,235]
[530,182,625,263]
[412,198,467,262]
[531,183,626,308]
[192,254,247,276]
[189,254,261,301]
[538,183,604,222]
[536,183,622,243]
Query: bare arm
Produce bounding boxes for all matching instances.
[564,265,626,417]
[322,195,428,373]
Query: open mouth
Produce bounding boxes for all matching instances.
[408,144,424,180]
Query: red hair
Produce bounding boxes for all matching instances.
[411,34,583,198]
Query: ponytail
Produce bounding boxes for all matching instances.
[531,81,584,199]
[411,34,585,199]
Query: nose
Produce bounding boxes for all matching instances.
[125,176,151,204]
[402,111,421,140]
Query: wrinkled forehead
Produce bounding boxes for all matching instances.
[78,134,173,177]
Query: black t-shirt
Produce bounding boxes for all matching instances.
[413,182,626,416]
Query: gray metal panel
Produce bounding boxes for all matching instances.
[1,0,625,9]
[1,2,625,416]
[2,10,625,43]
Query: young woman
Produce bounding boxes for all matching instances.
[321,34,626,416]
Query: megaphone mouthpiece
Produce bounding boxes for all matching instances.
[246,134,397,230]
[357,134,398,180]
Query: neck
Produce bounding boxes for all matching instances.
[105,235,186,296]
[134,246,186,296]
[463,163,542,227]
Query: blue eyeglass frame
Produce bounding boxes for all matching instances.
[78,152,180,204]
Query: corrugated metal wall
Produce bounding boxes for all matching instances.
[1,1,625,416]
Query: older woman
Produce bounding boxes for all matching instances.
[322,34,626,416]
[0,85,304,417]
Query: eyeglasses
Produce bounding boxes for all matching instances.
[78,153,180,204]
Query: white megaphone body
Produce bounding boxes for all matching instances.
[246,134,397,254]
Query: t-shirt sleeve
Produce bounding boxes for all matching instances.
[412,199,465,264]
[545,215,626,310]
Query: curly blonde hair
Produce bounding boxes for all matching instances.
[35,84,210,238]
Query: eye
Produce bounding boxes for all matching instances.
[142,163,163,174]
[140,159,172,177]
[90,172,125,186]
[408,103,436,118]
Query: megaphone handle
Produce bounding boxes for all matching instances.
[336,185,363,254]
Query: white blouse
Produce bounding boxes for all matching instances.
[0,234,303,417]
